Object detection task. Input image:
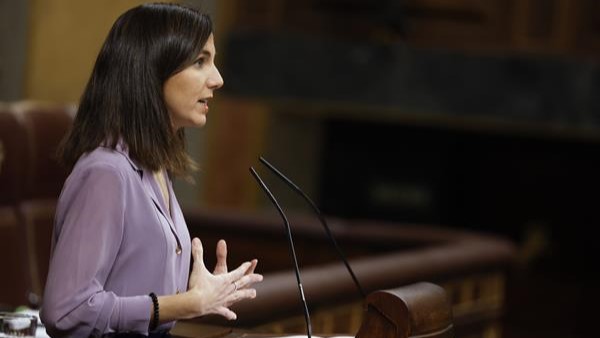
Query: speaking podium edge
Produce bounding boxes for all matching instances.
[172,282,453,338]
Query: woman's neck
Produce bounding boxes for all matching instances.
[153,169,170,214]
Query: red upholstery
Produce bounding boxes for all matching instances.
[0,105,29,205]
[0,102,74,307]
[13,103,73,200]
[12,102,73,296]
[0,107,33,309]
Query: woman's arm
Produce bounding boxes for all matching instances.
[41,164,152,337]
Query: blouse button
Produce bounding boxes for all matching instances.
[176,246,182,255]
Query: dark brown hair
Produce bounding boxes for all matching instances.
[60,3,212,177]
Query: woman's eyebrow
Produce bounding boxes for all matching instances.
[200,50,213,57]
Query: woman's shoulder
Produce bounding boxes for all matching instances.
[71,146,140,178]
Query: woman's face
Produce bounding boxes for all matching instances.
[163,34,224,130]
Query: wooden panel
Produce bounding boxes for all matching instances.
[572,0,600,53]
[252,300,364,334]
[223,0,600,56]
[512,0,577,54]
[247,273,503,337]
[232,0,286,30]
[401,0,513,49]
[25,0,174,102]
[202,98,269,209]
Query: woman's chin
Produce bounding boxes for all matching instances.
[173,116,206,130]
[190,116,207,128]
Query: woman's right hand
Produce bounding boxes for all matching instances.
[185,237,263,320]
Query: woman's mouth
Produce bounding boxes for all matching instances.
[198,99,209,111]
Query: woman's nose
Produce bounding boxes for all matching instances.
[208,66,224,90]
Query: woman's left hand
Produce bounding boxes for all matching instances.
[186,237,263,320]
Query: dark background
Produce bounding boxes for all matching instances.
[216,1,600,337]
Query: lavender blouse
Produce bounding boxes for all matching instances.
[40,144,191,337]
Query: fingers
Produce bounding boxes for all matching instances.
[237,288,257,300]
[232,273,263,291]
[214,306,237,321]
[227,288,257,305]
[192,238,203,260]
[191,238,207,272]
[228,261,253,282]
[213,239,228,275]
[246,259,258,275]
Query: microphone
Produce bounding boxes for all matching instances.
[258,156,366,298]
[249,167,312,338]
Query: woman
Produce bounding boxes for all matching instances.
[40,3,263,337]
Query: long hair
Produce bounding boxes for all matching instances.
[60,3,212,177]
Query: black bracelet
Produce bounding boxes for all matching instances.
[149,292,159,331]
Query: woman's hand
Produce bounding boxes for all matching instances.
[186,237,263,320]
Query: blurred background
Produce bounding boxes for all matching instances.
[2,0,599,337]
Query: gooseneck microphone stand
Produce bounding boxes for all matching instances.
[258,156,366,299]
[249,167,312,338]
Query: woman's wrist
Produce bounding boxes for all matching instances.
[155,291,203,324]
[180,289,204,318]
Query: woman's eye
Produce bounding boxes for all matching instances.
[195,58,206,67]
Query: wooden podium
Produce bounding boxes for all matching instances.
[172,282,453,338]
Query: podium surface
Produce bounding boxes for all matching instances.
[172,283,453,338]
